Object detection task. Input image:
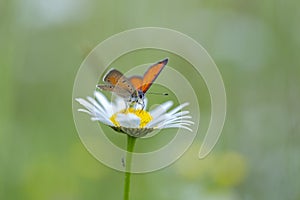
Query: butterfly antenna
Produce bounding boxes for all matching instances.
[147,92,168,96]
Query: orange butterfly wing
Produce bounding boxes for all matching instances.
[103,69,123,85]
[141,58,168,93]
[97,69,136,98]
[129,76,143,90]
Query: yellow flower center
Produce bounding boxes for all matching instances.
[110,108,153,128]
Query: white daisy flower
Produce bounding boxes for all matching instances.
[75,91,194,137]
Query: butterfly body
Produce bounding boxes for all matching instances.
[97,58,168,108]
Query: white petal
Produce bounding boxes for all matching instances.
[77,108,92,115]
[168,102,189,115]
[171,110,190,118]
[148,102,189,128]
[87,96,107,115]
[116,113,140,128]
[150,101,173,118]
[94,91,114,116]
[164,121,194,127]
[91,117,114,126]
[76,97,112,124]
[163,117,194,125]
[147,101,194,131]
[158,124,193,132]
[161,115,192,124]
[147,115,192,128]
[76,98,102,116]
[114,97,126,111]
[146,114,168,128]
[76,98,94,111]
[164,122,193,127]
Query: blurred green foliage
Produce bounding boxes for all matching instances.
[1,0,300,199]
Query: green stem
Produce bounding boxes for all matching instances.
[123,135,136,200]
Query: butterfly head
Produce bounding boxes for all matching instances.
[137,90,145,100]
[131,90,144,103]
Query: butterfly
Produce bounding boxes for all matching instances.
[97,58,168,108]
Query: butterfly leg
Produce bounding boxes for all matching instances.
[140,101,145,111]
[125,101,131,111]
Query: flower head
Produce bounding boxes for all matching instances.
[76,91,193,137]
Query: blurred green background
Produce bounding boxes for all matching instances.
[1,0,299,199]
